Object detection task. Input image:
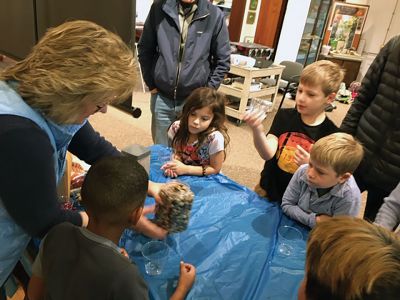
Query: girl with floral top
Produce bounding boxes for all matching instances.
[161,87,230,177]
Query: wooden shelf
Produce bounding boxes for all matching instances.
[218,64,285,122]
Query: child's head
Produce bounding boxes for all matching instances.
[299,216,400,300]
[308,133,363,188]
[296,60,344,117]
[173,87,230,152]
[81,156,148,226]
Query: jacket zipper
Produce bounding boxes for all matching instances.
[173,12,210,100]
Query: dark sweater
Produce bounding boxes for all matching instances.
[0,115,119,238]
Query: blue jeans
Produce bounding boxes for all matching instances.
[150,93,184,146]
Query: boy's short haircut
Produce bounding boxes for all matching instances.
[81,156,148,225]
[300,60,344,96]
[310,132,363,175]
[305,216,400,300]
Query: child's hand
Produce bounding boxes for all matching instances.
[316,214,331,223]
[243,110,265,132]
[294,145,310,166]
[161,160,186,177]
[161,162,178,177]
[120,248,129,258]
[163,167,178,178]
[177,261,196,292]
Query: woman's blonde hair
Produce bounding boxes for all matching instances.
[0,20,137,123]
[310,132,364,175]
[305,216,400,300]
[300,60,344,96]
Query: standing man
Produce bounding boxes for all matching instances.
[340,35,400,221]
[138,0,231,145]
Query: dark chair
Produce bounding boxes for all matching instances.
[277,61,304,110]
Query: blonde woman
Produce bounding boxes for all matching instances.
[0,20,164,288]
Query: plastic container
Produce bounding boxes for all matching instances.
[122,144,150,174]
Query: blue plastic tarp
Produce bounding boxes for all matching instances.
[120,145,309,300]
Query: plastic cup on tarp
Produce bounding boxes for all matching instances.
[277,225,303,256]
[141,241,169,276]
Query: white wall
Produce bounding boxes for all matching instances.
[357,0,399,79]
[137,0,152,23]
[274,0,311,63]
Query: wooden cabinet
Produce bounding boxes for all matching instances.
[319,54,362,86]
[218,64,284,124]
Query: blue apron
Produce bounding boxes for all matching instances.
[0,81,85,286]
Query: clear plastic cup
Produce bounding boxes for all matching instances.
[247,98,273,120]
[277,225,303,256]
[141,241,169,276]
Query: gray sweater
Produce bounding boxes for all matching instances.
[375,182,400,230]
[281,164,361,228]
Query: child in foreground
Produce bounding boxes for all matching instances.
[243,60,343,202]
[162,87,230,177]
[281,132,363,228]
[298,216,400,300]
[28,156,195,300]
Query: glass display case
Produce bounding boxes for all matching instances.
[296,0,331,66]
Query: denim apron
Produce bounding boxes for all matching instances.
[0,81,85,286]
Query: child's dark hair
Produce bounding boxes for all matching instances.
[172,87,230,160]
[81,156,148,225]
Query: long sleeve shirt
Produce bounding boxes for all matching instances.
[281,164,361,228]
[375,182,400,230]
[0,115,119,238]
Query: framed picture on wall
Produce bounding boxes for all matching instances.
[249,0,258,11]
[326,1,369,51]
[246,11,256,24]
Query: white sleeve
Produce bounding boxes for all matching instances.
[208,131,225,156]
[168,120,180,141]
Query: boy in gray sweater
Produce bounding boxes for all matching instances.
[281,133,364,228]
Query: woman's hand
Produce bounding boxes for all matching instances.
[148,181,164,204]
[133,208,168,239]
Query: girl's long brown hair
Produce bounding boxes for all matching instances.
[172,87,230,159]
